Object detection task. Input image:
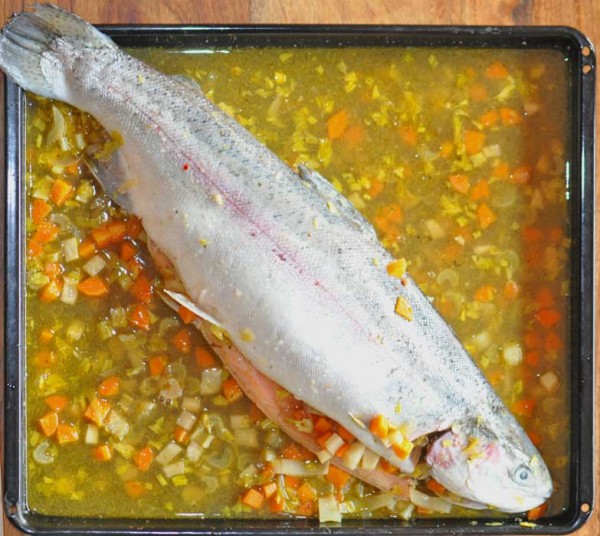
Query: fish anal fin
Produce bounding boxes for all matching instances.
[84,149,134,212]
[161,288,223,328]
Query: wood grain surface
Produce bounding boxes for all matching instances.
[1,1,596,535]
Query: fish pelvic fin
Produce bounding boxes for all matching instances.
[84,149,135,212]
[0,4,116,100]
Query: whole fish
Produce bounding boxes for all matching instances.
[0,5,553,513]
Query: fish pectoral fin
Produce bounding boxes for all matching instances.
[83,149,134,212]
[171,74,203,93]
[161,288,224,328]
[297,164,377,238]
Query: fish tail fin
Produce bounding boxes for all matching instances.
[0,4,115,100]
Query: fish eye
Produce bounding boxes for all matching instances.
[513,464,532,484]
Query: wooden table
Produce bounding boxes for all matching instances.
[1,1,597,535]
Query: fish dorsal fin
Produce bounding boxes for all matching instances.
[84,149,134,212]
[297,164,376,237]
[172,75,203,93]
[162,288,224,328]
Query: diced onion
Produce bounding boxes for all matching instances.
[105,410,129,441]
[502,341,523,367]
[200,369,222,395]
[182,397,202,413]
[83,254,106,276]
[62,237,79,262]
[342,441,366,470]
[66,319,85,342]
[156,441,182,466]
[85,424,99,445]
[60,277,78,305]
[324,432,344,455]
[424,219,446,240]
[362,492,397,511]
[46,106,66,146]
[540,371,559,393]
[234,428,259,449]
[360,448,380,471]
[410,488,452,513]
[230,414,251,429]
[317,449,333,463]
[159,378,183,405]
[186,441,203,463]
[163,459,185,478]
[33,439,56,465]
[176,411,197,431]
[272,459,328,477]
[397,501,415,520]
[319,494,342,523]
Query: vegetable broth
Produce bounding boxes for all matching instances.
[24,46,570,520]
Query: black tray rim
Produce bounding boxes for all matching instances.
[2,23,595,536]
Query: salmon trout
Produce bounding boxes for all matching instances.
[0,5,553,513]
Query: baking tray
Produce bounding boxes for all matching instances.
[2,24,596,535]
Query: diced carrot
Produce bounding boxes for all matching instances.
[174,425,190,444]
[392,438,414,460]
[511,165,532,183]
[474,285,495,302]
[261,462,274,481]
[439,140,454,158]
[39,327,54,344]
[56,423,79,444]
[178,305,198,324]
[380,203,403,223]
[527,502,548,521]
[128,259,144,280]
[468,83,488,102]
[268,492,285,513]
[171,328,191,353]
[284,475,301,489]
[148,355,167,376]
[125,216,143,239]
[399,125,418,146]
[426,479,446,495]
[296,501,316,516]
[464,130,486,155]
[524,351,540,367]
[242,488,265,509]
[78,239,97,259]
[39,412,59,437]
[133,446,154,472]
[503,280,519,300]
[545,332,562,352]
[512,398,536,418]
[479,109,499,128]
[194,347,217,368]
[78,276,109,297]
[485,61,509,79]
[327,465,351,489]
[262,481,278,499]
[27,239,43,258]
[327,109,348,140]
[281,443,305,460]
[314,416,334,434]
[521,226,543,243]
[45,395,69,412]
[416,506,432,515]
[500,107,522,125]
[129,274,153,303]
[83,397,111,427]
[128,303,151,331]
[523,331,542,350]
[124,481,146,498]
[368,179,384,198]
[39,280,62,303]
[316,432,333,450]
[31,199,52,224]
[90,226,113,249]
[379,459,399,474]
[477,203,497,229]
[98,375,120,397]
[222,377,244,403]
[549,226,563,246]
[449,174,470,194]
[297,481,317,503]
[335,443,350,457]
[337,425,354,442]
[119,240,138,262]
[492,161,510,179]
[65,162,79,175]
[536,287,555,309]
[32,221,59,244]
[536,308,561,328]
[527,430,543,448]
[106,220,127,243]
[369,414,389,439]
[50,178,74,207]
[44,262,62,280]
[470,180,489,201]
[343,125,364,146]
[92,443,113,461]
[33,349,57,368]
[487,368,503,386]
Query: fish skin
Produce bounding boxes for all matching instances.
[0,5,553,512]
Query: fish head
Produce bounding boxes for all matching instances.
[425,419,553,513]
